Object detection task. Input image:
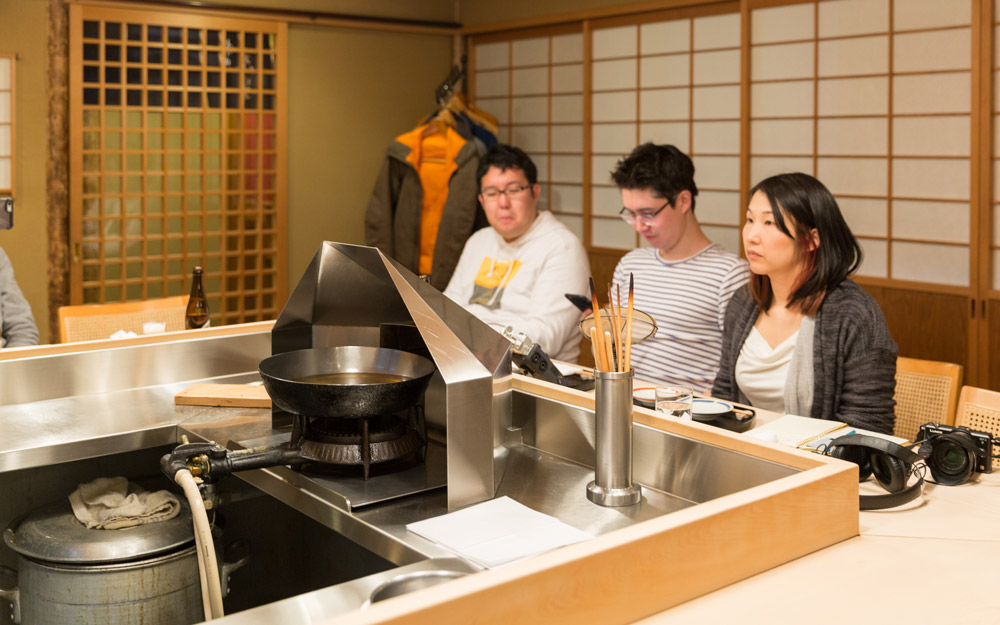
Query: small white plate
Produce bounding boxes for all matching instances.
[692,398,733,415]
[633,387,656,406]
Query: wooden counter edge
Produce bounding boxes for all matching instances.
[0,320,275,361]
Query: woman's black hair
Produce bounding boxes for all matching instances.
[748,172,862,314]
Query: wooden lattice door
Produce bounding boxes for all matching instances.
[69,4,287,325]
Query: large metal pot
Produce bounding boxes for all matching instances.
[0,498,247,625]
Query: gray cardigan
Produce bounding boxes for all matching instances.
[0,246,39,348]
[711,280,897,434]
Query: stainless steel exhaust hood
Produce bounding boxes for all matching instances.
[271,242,512,510]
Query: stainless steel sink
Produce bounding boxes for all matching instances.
[501,392,800,536]
[223,389,802,568]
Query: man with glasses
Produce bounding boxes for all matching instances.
[611,143,748,392]
[444,144,589,361]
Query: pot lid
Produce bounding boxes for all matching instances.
[3,498,194,564]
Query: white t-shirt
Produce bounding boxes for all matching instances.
[735,326,799,414]
[613,245,748,393]
[443,211,590,362]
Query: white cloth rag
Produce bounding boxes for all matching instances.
[69,477,181,530]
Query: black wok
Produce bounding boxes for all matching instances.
[258,346,435,418]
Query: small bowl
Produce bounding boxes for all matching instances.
[692,398,734,416]
[368,570,468,604]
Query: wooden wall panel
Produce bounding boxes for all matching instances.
[862,284,970,369]
[988,300,1000,391]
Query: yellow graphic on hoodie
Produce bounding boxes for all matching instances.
[469,257,522,310]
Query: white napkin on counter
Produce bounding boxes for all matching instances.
[69,477,181,530]
[109,329,139,339]
[406,496,592,568]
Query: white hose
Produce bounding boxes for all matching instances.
[175,469,225,620]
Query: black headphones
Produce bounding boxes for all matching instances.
[825,434,924,510]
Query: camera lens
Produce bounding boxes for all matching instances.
[926,434,976,485]
[938,447,967,472]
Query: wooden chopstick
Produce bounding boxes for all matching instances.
[624,273,634,372]
[588,326,601,368]
[607,285,622,372]
[616,284,623,372]
[589,277,610,372]
[604,330,615,374]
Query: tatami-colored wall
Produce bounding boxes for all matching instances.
[0,0,454,343]
[286,24,452,289]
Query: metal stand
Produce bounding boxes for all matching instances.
[586,369,642,507]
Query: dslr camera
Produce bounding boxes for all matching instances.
[917,422,993,485]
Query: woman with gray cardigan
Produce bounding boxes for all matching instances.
[711,173,897,434]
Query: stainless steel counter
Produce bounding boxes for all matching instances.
[0,330,270,473]
[0,330,807,625]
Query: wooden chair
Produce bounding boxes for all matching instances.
[58,296,190,343]
[955,385,1000,438]
[892,356,963,442]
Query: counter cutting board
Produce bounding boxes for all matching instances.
[174,383,271,408]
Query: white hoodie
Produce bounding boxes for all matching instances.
[443,211,590,362]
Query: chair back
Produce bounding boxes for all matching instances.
[58,296,190,343]
[893,356,963,441]
[955,385,1000,438]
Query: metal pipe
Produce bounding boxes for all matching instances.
[587,369,641,507]
[220,446,305,475]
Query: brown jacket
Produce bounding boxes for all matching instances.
[365,128,486,291]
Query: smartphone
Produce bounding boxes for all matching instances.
[564,293,592,312]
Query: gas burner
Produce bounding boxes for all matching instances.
[290,406,427,480]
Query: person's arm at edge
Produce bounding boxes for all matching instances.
[0,249,40,347]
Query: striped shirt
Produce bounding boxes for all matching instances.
[614,245,749,393]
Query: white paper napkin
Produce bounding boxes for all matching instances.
[406,496,592,568]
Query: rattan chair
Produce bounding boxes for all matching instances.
[955,385,1000,437]
[57,296,190,343]
[892,356,963,442]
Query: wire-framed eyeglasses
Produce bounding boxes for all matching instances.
[618,199,672,227]
[480,184,531,203]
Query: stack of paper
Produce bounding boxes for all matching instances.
[750,414,850,447]
[750,414,908,448]
[406,496,593,569]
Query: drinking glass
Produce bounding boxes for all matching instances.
[655,386,693,419]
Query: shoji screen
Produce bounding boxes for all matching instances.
[70,5,288,324]
[590,9,742,254]
[750,0,973,287]
[471,27,586,239]
[0,54,12,194]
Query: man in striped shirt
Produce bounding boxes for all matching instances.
[611,143,749,393]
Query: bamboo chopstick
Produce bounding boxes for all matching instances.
[607,285,622,372]
[604,330,615,373]
[615,284,623,372]
[589,277,610,372]
[624,273,634,372]
[588,326,601,368]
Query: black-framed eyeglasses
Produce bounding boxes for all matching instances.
[618,199,672,227]
[480,184,531,203]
